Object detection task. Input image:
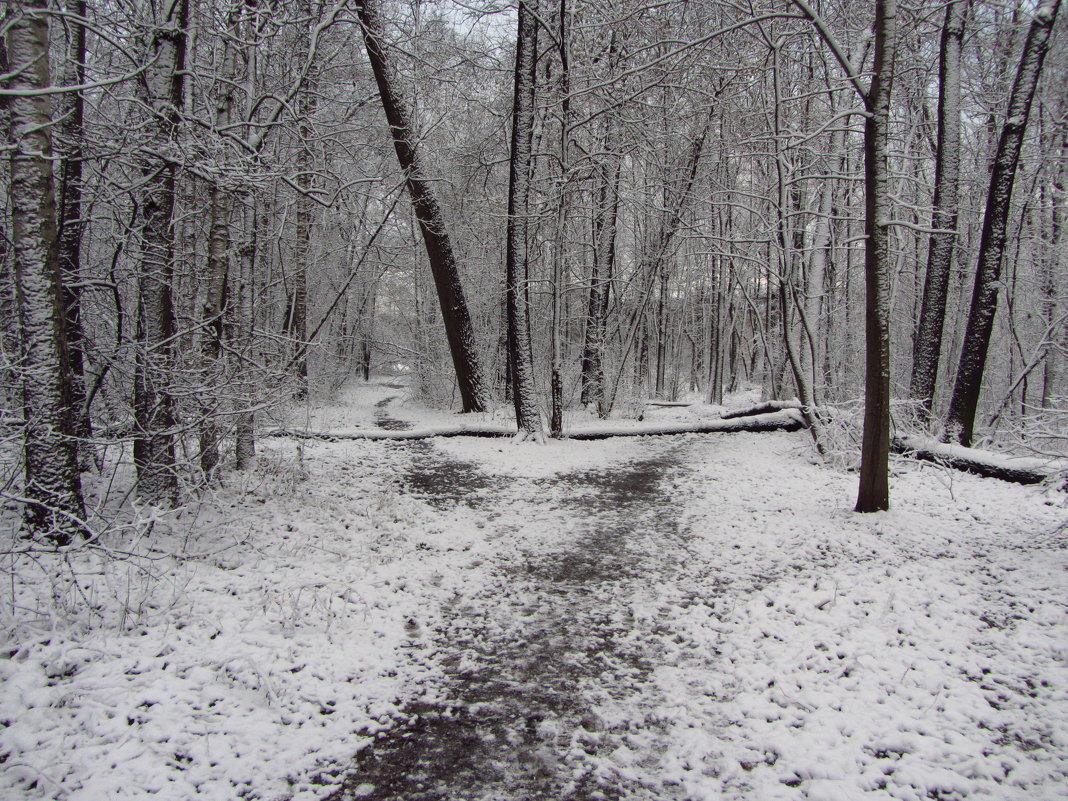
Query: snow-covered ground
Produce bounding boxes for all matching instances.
[1,379,1066,800]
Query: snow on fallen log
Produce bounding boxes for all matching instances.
[720,400,801,419]
[892,435,1066,486]
[567,409,807,439]
[262,409,808,442]
[262,423,515,441]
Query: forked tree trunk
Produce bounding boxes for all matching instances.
[5,0,88,543]
[910,0,966,423]
[356,0,489,412]
[796,0,898,511]
[505,0,542,437]
[581,149,620,416]
[945,0,1061,445]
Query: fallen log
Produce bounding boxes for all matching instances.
[720,400,801,419]
[262,409,807,442]
[892,435,1066,486]
[262,423,514,441]
[567,409,807,439]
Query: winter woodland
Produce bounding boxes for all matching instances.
[2,0,1067,799]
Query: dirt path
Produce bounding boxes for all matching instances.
[329,402,701,800]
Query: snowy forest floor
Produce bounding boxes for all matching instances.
[2,378,1067,801]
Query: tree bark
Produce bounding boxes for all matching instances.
[5,0,88,543]
[580,150,620,416]
[355,0,489,412]
[234,196,257,470]
[855,0,897,512]
[56,0,92,449]
[910,0,966,422]
[945,0,1062,446]
[287,0,315,398]
[505,0,543,437]
[133,0,189,507]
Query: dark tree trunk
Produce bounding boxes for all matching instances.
[910,0,966,422]
[356,0,489,412]
[946,0,1061,445]
[56,0,92,448]
[580,151,620,416]
[855,0,898,513]
[133,0,189,507]
[505,0,542,437]
[288,0,315,397]
[5,0,88,543]
[234,197,257,470]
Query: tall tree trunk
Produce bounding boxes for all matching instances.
[56,0,92,449]
[580,32,620,416]
[198,183,230,478]
[199,12,239,478]
[355,0,489,412]
[581,150,620,415]
[234,196,256,470]
[854,0,897,512]
[288,0,315,397]
[5,0,88,543]
[1043,132,1068,407]
[505,0,542,437]
[549,0,569,438]
[910,0,966,423]
[133,0,189,507]
[945,0,1061,445]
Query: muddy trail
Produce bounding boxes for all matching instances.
[331,399,703,801]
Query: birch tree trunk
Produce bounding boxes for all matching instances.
[5,0,88,543]
[198,9,239,477]
[945,0,1061,446]
[356,0,489,412]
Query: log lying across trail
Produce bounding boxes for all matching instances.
[263,402,1064,487]
[719,400,806,419]
[568,409,806,439]
[262,409,807,443]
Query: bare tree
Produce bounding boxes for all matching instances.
[5,0,88,542]
[795,0,899,512]
[132,0,190,506]
[909,0,967,424]
[355,0,489,412]
[505,0,543,437]
[946,0,1062,446]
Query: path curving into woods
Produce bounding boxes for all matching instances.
[328,400,705,801]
